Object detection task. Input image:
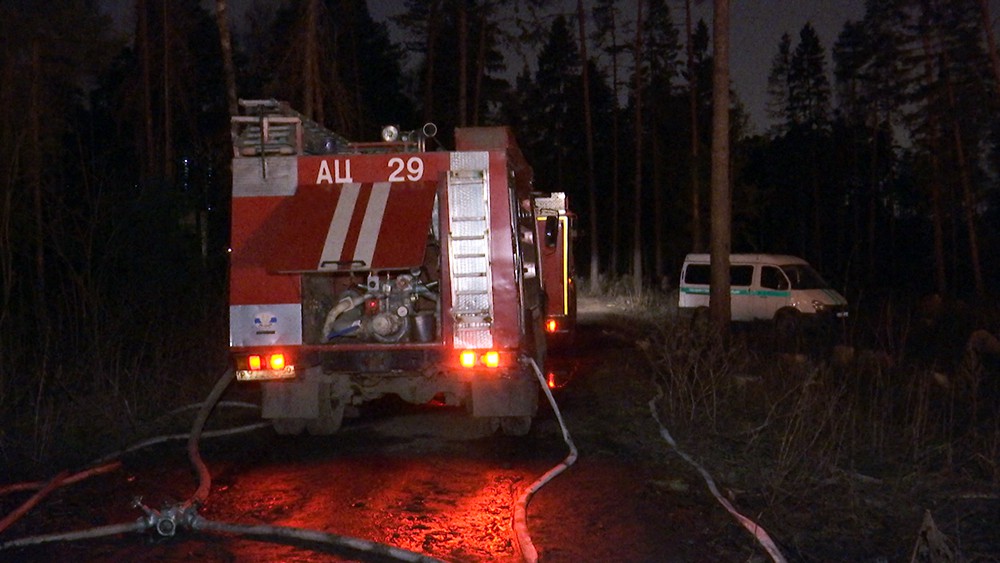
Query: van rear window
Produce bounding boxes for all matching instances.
[683,264,753,287]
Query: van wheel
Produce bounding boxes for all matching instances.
[774,308,801,341]
[691,306,711,331]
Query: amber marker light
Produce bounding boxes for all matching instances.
[459,350,477,368]
[248,354,263,370]
[268,353,286,371]
[482,351,500,368]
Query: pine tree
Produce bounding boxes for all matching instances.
[788,23,831,130]
[766,32,792,134]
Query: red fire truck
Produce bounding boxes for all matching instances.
[533,192,576,347]
[228,100,575,436]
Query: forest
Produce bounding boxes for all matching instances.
[0,0,998,469]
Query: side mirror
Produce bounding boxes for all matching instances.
[544,216,558,248]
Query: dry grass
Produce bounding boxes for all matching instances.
[0,285,229,479]
[603,286,1000,560]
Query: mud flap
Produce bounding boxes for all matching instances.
[262,378,321,419]
[470,374,538,418]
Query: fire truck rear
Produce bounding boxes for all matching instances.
[228,100,573,436]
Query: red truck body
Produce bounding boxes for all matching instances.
[227,100,574,435]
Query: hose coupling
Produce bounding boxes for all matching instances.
[132,497,197,537]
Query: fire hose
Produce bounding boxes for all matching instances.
[648,379,788,563]
[512,357,579,563]
[0,367,442,562]
[1,357,579,562]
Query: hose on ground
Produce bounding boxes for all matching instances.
[0,521,149,550]
[0,471,69,535]
[90,422,270,466]
[0,462,121,497]
[183,366,236,511]
[648,380,787,563]
[512,357,578,563]
[0,396,264,537]
[1,366,447,562]
[165,400,259,418]
[191,516,443,562]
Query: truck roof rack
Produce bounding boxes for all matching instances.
[231,99,351,157]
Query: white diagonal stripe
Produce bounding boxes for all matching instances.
[353,182,390,267]
[318,183,360,268]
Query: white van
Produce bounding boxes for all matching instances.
[678,254,848,324]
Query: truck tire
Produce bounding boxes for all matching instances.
[306,411,343,435]
[272,418,307,435]
[500,415,533,436]
[306,397,345,435]
[306,378,350,435]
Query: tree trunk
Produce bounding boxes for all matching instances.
[458,4,468,127]
[161,0,173,184]
[709,0,731,332]
[302,0,321,123]
[30,40,45,328]
[577,0,601,292]
[811,140,822,270]
[422,1,441,125]
[609,5,622,276]
[30,38,50,439]
[215,0,239,117]
[472,13,487,125]
[138,0,154,187]
[943,73,984,296]
[978,0,1000,98]
[686,0,703,253]
[919,35,948,294]
[653,127,664,281]
[631,0,644,296]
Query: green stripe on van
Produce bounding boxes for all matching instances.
[681,287,791,297]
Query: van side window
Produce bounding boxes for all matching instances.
[684,263,753,286]
[683,264,710,285]
[730,265,753,287]
[760,266,789,290]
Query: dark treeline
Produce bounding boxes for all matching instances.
[0,0,997,465]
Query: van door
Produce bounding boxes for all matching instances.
[729,264,755,321]
[753,264,792,320]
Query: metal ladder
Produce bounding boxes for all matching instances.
[232,99,349,156]
[447,169,494,349]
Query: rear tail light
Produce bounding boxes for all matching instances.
[244,353,286,371]
[458,350,503,369]
[482,351,500,368]
[268,353,285,370]
[235,352,296,381]
[545,319,558,333]
[459,350,478,368]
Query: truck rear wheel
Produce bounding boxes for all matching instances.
[306,382,346,435]
[500,415,532,436]
[272,418,307,435]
